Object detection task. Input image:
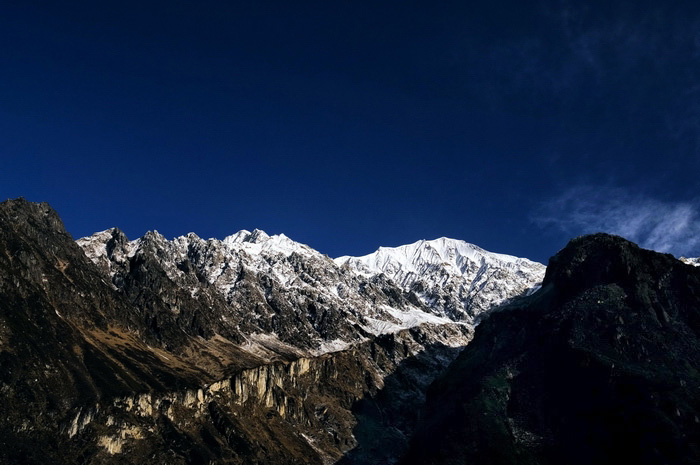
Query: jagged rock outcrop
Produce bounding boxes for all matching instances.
[402,234,700,465]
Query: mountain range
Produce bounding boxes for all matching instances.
[0,198,697,464]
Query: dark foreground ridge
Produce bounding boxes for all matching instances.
[402,233,700,465]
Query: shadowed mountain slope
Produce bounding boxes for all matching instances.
[402,233,700,465]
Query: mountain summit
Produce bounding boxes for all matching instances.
[336,237,544,321]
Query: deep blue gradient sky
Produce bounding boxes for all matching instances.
[2,1,700,263]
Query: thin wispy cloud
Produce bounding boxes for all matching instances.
[534,186,700,257]
[555,2,700,154]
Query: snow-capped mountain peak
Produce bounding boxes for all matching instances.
[219,229,315,258]
[223,228,270,245]
[336,237,545,320]
[335,237,539,280]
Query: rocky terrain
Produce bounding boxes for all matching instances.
[11,199,695,464]
[77,225,544,357]
[402,234,700,465]
[0,198,544,464]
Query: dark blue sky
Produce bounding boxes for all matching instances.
[2,1,700,263]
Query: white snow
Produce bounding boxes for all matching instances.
[336,237,545,319]
[360,304,462,337]
[681,257,700,267]
[336,237,537,280]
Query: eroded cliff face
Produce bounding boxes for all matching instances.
[0,199,475,464]
[60,325,467,464]
[7,321,466,464]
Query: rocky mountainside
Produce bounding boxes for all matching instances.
[0,198,544,464]
[402,234,700,465]
[77,227,544,357]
